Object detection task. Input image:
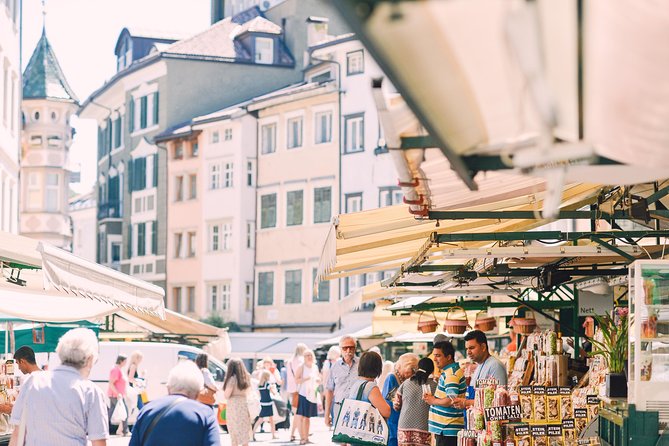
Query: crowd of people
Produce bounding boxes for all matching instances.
[2,327,505,446]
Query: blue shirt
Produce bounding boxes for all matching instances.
[128,394,220,446]
[326,356,359,405]
[471,355,507,386]
[382,373,400,446]
[10,366,108,446]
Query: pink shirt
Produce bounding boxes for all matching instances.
[108,365,127,397]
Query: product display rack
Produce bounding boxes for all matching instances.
[629,260,669,428]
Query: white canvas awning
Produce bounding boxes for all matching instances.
[0,232,165,321]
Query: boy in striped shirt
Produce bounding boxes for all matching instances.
[423,341,466,446]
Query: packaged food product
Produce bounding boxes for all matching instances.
[640,353,653,381]
[494,386,510,406]
[520,394,533,420]
[547,396,560,422]
[549,438,564,446]
[490,420,503,441]
[533,394,547,421]
[546,331,558,355]
[509,388,520,405]
[517,437,531,446]
[479,431,492,446]
[474,408,485,430]
[560,396,572,420]
[484,385,496,408]
[534,436,547,446]
[642,314,658,338]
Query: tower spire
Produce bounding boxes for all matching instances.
[41,0,46,34]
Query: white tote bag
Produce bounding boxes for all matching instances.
[111,399,128,425]
[247,389,261,420]
[332,382,388,446]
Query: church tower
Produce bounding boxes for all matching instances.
[20,26,78,249]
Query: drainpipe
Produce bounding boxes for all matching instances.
[249,108,258,331]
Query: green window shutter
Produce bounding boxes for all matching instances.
[287,190,303,226]
[153,153,159,187]
[128,98,135,133]
[140,96,148,129]
[137,223,146,256]
[128,159,134,192]
[153,92,159,125]
[127,224,132,259]
[152,221,158,255]
[114,116,122,148]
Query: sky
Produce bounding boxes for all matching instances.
[21,0,210,194]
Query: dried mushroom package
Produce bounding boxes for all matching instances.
[533,387,547,422]
[519,387,533,420]
[559,388,572,420]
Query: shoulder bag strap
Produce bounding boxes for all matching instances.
[355,381,370,401]
[141,397,186,446]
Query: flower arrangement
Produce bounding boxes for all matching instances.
[588,307,629,374]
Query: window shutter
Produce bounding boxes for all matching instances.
[128,98,134,133]
[127,224,132,259]
[140,96,148,129]
[153,92,159,125]
[152,221,158,255]
[128,159,134,192]
[153,153,159,187]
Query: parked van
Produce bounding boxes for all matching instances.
[50,341,226,401]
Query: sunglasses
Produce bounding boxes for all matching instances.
[341,346,356,351]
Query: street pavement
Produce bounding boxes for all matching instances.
[107,416,333,445]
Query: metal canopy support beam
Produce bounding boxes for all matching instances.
[405,299,574,313]
[435,230,669,243]
[590,237,637,262]
[428,210,669,221]
[407,264,464,273]
[646,184,669,205]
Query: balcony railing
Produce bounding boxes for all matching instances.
[97,202,121,220]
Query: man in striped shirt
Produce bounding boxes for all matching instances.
[423,341,466,446]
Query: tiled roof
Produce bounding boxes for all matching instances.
[236,17,282,35]
[23,30,78,102]
[165,18,244,60]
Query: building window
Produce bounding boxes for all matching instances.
[139,95,148,129]
[173,287,182,312]
[174,232,183,258]
[111,243,121,264]
[315,111,332,144]
[223,162,233,188]
[175,176,184,201]
[174,143,184,160]
[211,131,220,144]
[27,173,40,210]
[345,193,363,213]
[379,187,403,207]
[209,284,218,312]
[187,286,195,313]
[255,37,274,64]
[224,128,232,141]
[347,50,364,75]
[313,268,330,302]
[287,117,303,149]
[246,160,255,186]
[189,174,197,199]
[314,187,331,223]
[258,272,274,306]
[221,282,230,311]
[191,141,199,157]
[30,135,42,146]
[209,165,220,189]
[45,173,59,212]
[245,282,253,312]
[286,190,303,226]
[344,274,364,296]
[210,225,219,251]
[113,116,122,149]
[260,123,276,154]
[187,232,196,257]
[345,115,364,153]
[260,193,277,229]
[246,221,255,249]
[285,269,302,304]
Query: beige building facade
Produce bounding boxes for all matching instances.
[250,81,341,331]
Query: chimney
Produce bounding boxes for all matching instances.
[306,16,329,48]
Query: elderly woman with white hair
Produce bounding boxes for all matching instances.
[128,360,220,446]
[9,328,109,446]
[382,353,419,446]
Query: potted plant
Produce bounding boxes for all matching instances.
[588,307,629,398]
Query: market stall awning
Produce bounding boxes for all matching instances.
[334,0,669,218]
[317,182,602,282]
[0,232,165,320]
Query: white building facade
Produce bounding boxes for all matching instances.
[69,191,97,262]
[0,0,21,234]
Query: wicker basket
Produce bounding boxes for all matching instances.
[443,306,469,335]
[509,305,537,335]
[417,312,439,333]
[474,310,497,332]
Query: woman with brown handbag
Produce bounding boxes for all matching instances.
[195,354,218,410]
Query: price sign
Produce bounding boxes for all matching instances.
[574,408,588,419]
[520,386,532,395]
[586,395,599,405]
[559,387,572,396]
[530,425,547,437]
[484,405,522,422]
[533,386,546,395]
[461,430,479,439]
[476,378,499,387]
[514,425,530,436]
[548,426,563,436]
[562,419,575,429]
[547,387,559,396]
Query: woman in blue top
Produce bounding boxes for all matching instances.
[382,353,418,446]
[348,351,391,419]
